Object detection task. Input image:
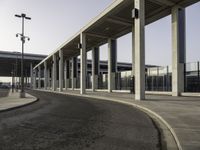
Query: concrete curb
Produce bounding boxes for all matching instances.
[35,89,182,150]
[0,94,39,113]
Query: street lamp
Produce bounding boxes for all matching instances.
[15,13,31,98]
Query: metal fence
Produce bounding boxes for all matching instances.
[115,71,132,90]
[146,66,172,91]
[98,74,108,89]
[67,61,200,93]
[185,62,200,92]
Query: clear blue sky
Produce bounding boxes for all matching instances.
[0,0,200,67]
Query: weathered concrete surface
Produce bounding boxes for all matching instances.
[85,92,200,150]
[0,89,9,98]
[40,89,200,150]
[0,90,38,112]
[0,90,161,150]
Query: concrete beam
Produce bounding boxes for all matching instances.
[86,32,110,39]
[107,17,132,26]
[172,7,186,96]
[134,0,145,100]
[148,0,175,6]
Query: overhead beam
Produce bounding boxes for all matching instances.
[148,0,175,6]
[107,17,132,26]
[86,32,110,39]
[146,6,167,18]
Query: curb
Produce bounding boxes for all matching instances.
[0,94,39,113]
[35,89,182,150]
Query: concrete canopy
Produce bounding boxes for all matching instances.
[34,0,200,69]
[0,51,46,77]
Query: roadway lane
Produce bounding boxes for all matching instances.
[0,90,161,150]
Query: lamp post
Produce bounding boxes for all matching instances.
[15,13,31,98]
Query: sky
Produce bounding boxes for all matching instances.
[0,0,200,69]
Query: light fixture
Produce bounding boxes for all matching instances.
[132,8,139,19]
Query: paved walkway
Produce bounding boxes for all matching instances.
[0,90,38,112]
[0,89,9,98]
[39,89,200,150]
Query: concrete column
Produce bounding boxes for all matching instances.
[108,39,117,93]
[35,69,37,88]
[44,61,47,90]
[47,68,50,89]
[11,72,14,93]
[59,50,64,92]
[134,0,145,100]
[30,63,33,89]
[33,69,36,89]
[38,66,41,89]
[71,57,77,90]
[71,59,74,90]
[92,47,100,91]
[64,60,67,90]
[52,54,57,91]
[51,65,53,89]
[25,76,28,88]
[64,60,70,90]
[80,33,86,94]
[132,26,135,77]
[172,7,186,96]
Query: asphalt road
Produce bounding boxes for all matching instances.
[0,90,161,150]
[0,88,9,98]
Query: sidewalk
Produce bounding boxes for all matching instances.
[39,89,200,150]
[0,90,38,112]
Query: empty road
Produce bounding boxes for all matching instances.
[0,90,161,150]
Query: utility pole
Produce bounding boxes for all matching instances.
[15,13,31,98]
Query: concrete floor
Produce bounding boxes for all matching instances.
[0,89,9,98]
